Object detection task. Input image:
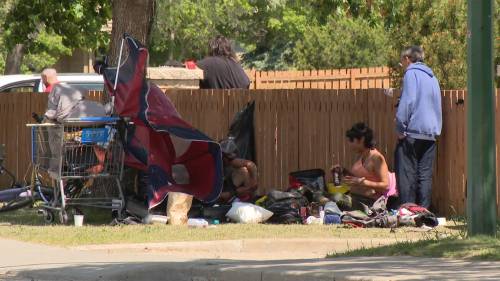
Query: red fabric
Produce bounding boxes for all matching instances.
[399,203,430,215]
[99,35,223,209]
[44,82,59,93]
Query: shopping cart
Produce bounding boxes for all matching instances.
[27,117,125,223]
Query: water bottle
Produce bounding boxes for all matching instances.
[333,167,342,186]
[187,218,209,228]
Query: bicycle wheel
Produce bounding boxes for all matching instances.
[0,187,32,213]
[32,186,54,203]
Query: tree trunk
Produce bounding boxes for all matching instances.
[168,30,175,61]
[4,44,25,74]
[108,0,156,65]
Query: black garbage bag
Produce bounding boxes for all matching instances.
[227,101,255,162]
[288,169,326,192]
[264,190,308,224]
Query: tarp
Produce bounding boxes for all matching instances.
[96,34,223,209]
[227,101,256,162]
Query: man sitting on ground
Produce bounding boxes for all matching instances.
[219,139,258,203]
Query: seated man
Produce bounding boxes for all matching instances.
[332,123,397,209]
[219,139,258,203]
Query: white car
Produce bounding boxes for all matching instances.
[0,73,104,93]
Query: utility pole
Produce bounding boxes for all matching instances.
[467,0,497,236]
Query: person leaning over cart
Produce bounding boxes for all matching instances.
[42,81,110,178]
[43,82,107,123]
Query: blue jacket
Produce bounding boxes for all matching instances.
[396,63,442,140]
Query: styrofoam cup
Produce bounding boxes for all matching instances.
[437,217,446,226]
[74,215,84,227]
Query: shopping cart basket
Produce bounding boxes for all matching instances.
[27,117,125,223]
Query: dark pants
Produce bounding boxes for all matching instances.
[395,137,436,209]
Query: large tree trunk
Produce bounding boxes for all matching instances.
[108,0,156,65]
[4,44,25,74]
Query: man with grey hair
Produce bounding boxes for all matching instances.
[41,68,59,93]
[395,45,442,209]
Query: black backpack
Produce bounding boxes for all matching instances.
[264,190,308,224]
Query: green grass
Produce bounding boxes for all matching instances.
[0,208,456,247]
[328,217,500,261]
[329,235,500,261]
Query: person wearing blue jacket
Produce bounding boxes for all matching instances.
[395,46,442,209]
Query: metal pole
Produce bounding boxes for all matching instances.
[114,38,125,91]
[467,0,497,236]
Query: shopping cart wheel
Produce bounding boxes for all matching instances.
[42,210,55,224]
[59,210,69,224]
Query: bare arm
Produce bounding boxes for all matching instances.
[230,158,258,187]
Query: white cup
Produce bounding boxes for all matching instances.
[74,215,84,227]
[437,217,446,226]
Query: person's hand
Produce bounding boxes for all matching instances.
[218,192,234,203]
[343,176,365,186]
[397,133,406,140]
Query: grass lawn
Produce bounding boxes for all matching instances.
[329,235,500,261]
[0,208,459,247]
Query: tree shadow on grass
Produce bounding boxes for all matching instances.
[0,207,113,226]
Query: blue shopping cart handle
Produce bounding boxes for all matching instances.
[65,116,120,122]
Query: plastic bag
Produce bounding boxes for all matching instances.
[226,202,273,224]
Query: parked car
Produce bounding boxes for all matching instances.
[0,73,104,93]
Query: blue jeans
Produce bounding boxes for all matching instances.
[395,137,436,209]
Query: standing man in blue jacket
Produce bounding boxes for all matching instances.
[395,46,442,209]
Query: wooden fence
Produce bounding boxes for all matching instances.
[245,67,391,90]
[0,88,489,216]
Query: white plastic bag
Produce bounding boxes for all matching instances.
[226,202,273,224]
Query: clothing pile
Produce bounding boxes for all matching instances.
[255,168,439,228]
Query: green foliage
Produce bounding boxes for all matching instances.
[3,0,111,50]
[240,0,397,70]
[0,0,497,87]
[241,0,316,70]
[293,17,389,69]
[150,0,253,65]
[1,0,111,73]
[387,0,468,89]
[0,0,14,73]
[20,31,72,73]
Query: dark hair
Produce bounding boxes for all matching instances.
[346,123,376,149]
[401,45,425,63]
[208,35,237,60]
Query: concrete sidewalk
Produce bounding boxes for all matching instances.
[1,238,500,281]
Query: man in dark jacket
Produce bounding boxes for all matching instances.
[395,46,442,209]
[196,36,250,89]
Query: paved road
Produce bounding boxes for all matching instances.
[1,238,499,281]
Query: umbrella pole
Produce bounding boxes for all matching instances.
[111,38,125,113]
